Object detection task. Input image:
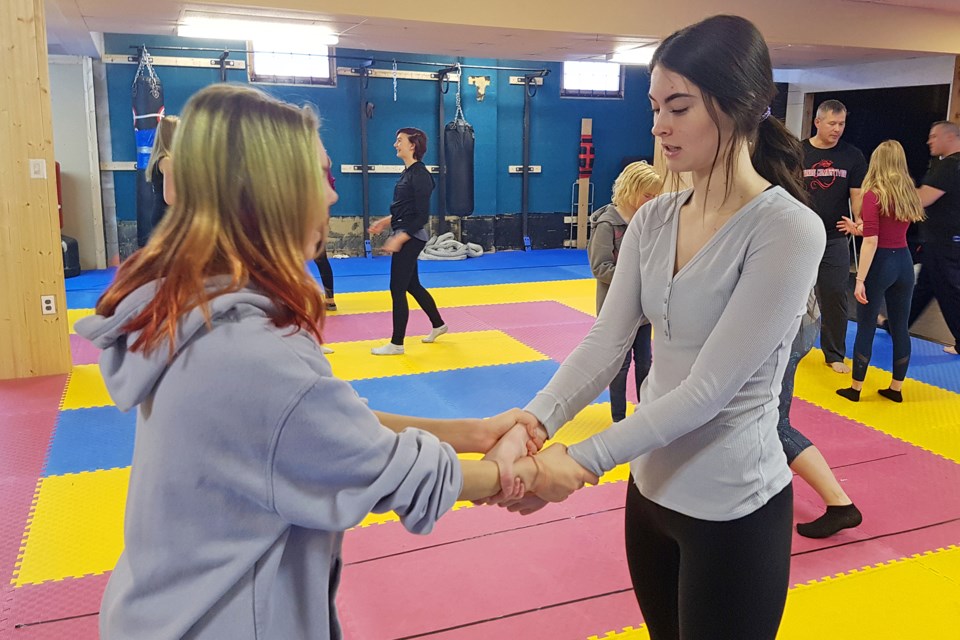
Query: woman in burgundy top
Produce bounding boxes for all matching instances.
[837,140,926,402]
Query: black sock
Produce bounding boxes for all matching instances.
[878,388,903,403]
[836,387,860,402]
[797,504,863,539]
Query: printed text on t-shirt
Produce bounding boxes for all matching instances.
[804,159,848,190]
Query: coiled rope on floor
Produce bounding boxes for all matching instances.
[418,232,484,261]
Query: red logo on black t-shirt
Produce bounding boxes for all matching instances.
[803,159,848,191]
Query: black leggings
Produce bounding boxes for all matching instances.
[624,479,793,640]
[390,237,444,344]
[314,251,334,298]
[853,247,914,382]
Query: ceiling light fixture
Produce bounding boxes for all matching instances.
[608,44,657,65]
[177,15,339,47]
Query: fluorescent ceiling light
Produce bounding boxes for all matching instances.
[178,16,339,47]
[609,45,657,65]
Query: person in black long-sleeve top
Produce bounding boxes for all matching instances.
[313,159,338,312]
[369,128,447,355]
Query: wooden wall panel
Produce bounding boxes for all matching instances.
[949,55,960,125]
[0,0,72,379]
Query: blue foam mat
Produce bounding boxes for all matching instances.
[351,361,609,419]
[43,406,136,476]
[66,251,591,308]
[63,268,117,291]
[323,249,587,277]
[41,362,608,476]
[826,320,960,394]
[320,265,592,293]
[66,290,105,308]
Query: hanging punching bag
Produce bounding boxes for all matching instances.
[132,47,164,247]
[444,114,475,215]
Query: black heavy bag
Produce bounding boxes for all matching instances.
[132,47,164,247]
[444,116,475,215]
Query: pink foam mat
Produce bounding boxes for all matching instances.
[459,301,594,329]
[0,411,59,581]
[792,452,960,552]
[1,612,99,639]
[502,323,595,363]
[343,482,628,565]
[322,301,595,345]
[338,508,632,640]
[397,590,641,640]
[788,519,960,586]
[0,376,66,417]
[68,335,100,367]
[6,575,109,626]
[787,399,913,468]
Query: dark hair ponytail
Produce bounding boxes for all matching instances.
[652,15,807,206]
[753,116,808,205]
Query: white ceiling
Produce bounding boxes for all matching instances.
[45,0,960,69]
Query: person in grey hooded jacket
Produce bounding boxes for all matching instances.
[76,84,594,640]
[588,161,662,422]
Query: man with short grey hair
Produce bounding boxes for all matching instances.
[910,120,960,355]
[802,100,868,373]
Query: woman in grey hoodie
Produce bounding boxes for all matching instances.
[588,161,663,422]
[76,84,595,640]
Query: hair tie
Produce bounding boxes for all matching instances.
[759,106,772,122]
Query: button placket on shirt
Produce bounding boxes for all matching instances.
[663,281,672,339]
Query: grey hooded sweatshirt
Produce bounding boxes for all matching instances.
[75,282,462,640]
[588,204,631,313]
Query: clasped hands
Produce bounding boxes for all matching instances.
[480,409,599,515]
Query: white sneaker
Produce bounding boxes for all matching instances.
[371,343,404,355]
[422,324,448,343]
[320,345,334,354]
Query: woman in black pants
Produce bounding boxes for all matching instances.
[369,128,447,355]
[314,160,338,311]
[314,252,336,310]
[500,16,824,639]
[837,140,926,402]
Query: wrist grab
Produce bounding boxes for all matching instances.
[529,454,546,494]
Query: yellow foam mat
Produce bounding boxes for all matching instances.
[779,546,960,638]
[60,329,547,409]
[330,330,548,381]
[321,279,598,317]
[795,349,960,463]
[61,364,114,410]
[13,468,128,587]
[587,546,960,640]
[68,308,94,334]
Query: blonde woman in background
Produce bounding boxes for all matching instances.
[145,115,179,231]
[837,140,926,403]
[588,161,662,422]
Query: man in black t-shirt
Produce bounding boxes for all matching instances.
[803,100,868,373]
[910,120,960,354]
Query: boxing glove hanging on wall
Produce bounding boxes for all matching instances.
[132,46,164,247]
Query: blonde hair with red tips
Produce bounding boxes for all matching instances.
[97,84,329,355]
